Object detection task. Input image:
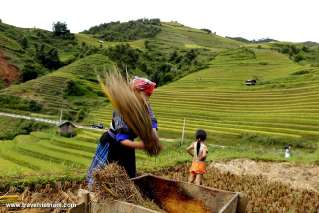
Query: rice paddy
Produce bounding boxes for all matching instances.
[86,48,319,146]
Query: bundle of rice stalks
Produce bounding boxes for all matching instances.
[100,70,161,156]
[93,163,144,203]
[93,163,161,211]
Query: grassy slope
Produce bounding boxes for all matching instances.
[1,22,319,185]
[88,47,319,150]
[146,22,242,53]
[0,54,112,116]
[75,33,145,49]
[0,22,81,69]
[0,22,241,116]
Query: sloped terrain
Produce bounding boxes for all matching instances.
[87,47,319,145]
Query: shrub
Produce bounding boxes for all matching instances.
[64,80,87,96]
[259,62,268,65]
[240,133,315,150]
[22,64,38,82]
[83,19,161,41]
[200,28,212,34]
[291,69,310,75]
[0,119,50,140]
[52,21,74,39]
[294,53,305,62]
[76,108,88,122]
[0,95,42,112]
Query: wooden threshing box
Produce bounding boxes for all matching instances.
[70,174,246,213]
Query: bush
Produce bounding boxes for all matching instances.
[294,53,305,62]
[22,64,38,82]
[201,28,212,34]
[18,36,29,49]
[83,19,161,41]
[35,44,62,70]
[0,95,42,112]
[291,69,310,75]
[64,80,87,96]
[76,108,88,122]
[106,44,140,72]
[52,21,74,39]
[240,133,315,150]
[0,119,50,140]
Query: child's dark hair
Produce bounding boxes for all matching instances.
[195,129,207,156]
[195,129,207,141]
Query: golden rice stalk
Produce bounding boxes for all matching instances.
[99,70,161,156]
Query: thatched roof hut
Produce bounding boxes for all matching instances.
[58,121,76,137]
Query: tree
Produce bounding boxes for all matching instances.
[22,65,38,82]
[35,44,61,70]
[201,28,212,34]
[19,36,29,49]
[107,44,140,72]
[52,21,72,38]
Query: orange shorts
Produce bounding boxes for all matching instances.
[189,161,206,174]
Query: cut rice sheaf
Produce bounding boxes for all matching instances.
[100,70,161,156]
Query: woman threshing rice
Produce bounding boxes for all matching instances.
[87,74,161,190]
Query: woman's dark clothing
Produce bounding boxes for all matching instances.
[87,107,157,187]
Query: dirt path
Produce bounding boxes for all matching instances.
[209,159,319,192]
[0,50,20,86]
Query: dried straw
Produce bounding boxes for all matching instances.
[100,70,161,156]
[93,163,161,211]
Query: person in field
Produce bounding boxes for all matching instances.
[187,129,208,185]
[87,76,159,190]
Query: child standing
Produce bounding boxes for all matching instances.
[186,129,208,185]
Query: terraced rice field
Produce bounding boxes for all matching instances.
[0,128,193,184]
[87,48,319,143]
[0,54,111,113]
[0,130,97,179]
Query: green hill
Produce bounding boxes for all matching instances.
[87,47,319,145]
[0,21,85,86]
[1,19,319,184]
[0,19,244,117]
[0,54,112,120]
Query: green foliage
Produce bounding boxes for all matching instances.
[0,118,49,140]
[64,80,87,96]
[0,95,42,112]
[104,43,209,85]
[22,64,38,82]
[83,19,161,41]
[240,133,316,150]
[52,21,74,39]
[76,108,88,122]
[18,36,29,49]
[0,20,82,86]
[106,44,140,71]
[291,69,311,75]
[200,28,212,34]
[35,44,61,70]
[226,36,251,43]
[270,43,319,64]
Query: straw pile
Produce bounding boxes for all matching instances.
[93,163,161,211]
[100,70,161,156]
[155,163,319,213]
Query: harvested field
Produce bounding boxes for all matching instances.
[154,160,319,213]
[210,159,319,192]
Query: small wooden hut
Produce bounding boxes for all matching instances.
[58,121,76,137]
